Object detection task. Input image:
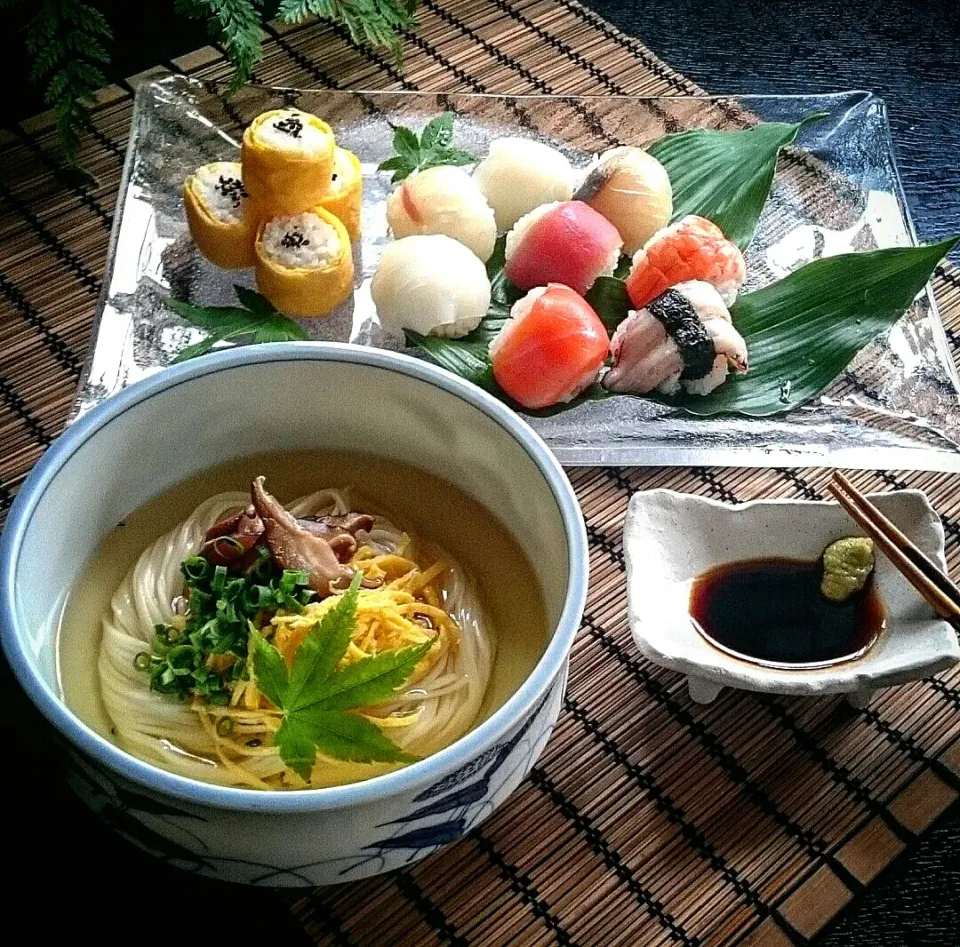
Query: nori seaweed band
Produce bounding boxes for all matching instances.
[647,288,716,380]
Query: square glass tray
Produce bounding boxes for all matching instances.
[77,76,960,469]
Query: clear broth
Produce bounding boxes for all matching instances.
[58,450,549,773]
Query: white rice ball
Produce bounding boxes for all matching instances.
[473,137,574,230]
[371,235,491,338]
[386,166,497,262]
[260,212,341,269]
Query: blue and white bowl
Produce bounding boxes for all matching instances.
[0,343,588,886]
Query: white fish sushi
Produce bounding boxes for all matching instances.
[603,280,748,396]
[371,234,491,338]
[473,137,574,230]
[386,165,497,262]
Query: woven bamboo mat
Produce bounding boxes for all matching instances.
[3,1,960,944]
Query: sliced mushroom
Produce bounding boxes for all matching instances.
[250,477,353,597]
[297,512,375,563]
[200,504,265,570]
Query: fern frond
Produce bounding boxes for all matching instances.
[277,0,416,58]
[175,0,263,91]
[23,0,114,160]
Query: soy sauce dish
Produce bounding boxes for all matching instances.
[0,344,588,886]
[623,490,960,706]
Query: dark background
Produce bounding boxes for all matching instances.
[2,1,960,944]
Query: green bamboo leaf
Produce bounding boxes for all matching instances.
[584,276,631,334]
[676,238,958,417]
[648,114,826,249]
[405,331,499,392]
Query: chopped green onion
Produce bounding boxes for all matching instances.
[216,717,235,736]
[182,556,210,581]
[212,564,228,591]
[134,652,151,672]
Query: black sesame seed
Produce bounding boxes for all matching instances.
[280,230,311,249]
[274,116,303,138]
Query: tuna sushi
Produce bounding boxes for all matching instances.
[504,201,623,295]
[386,165,497,262]
[182,162,257,269]
[473,137,574,231]
[574,146,673,255]
[242,109,336,216]
[319,147,363,241]
[490,283,609,410]
[371,234,491,338]
[254,207,353,318]
[625,215,746,310]
[604,280,748,396]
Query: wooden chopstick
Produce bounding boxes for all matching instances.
[828,472,960,630]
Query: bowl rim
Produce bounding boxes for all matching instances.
[0,342,588,813]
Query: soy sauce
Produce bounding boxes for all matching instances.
[689,558,886,668]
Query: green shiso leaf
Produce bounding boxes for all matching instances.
[648,113,826,249]
[674,237,959,416]
[166,285,309,362]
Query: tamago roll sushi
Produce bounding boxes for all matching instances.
[254,207,354,318]
[319,147,363,241]
[490,283,609,410]
[575,146,673,255]
[182,162,257,269]
[242,109,336,215]
[625,214,746,310]
[504,201,622,295]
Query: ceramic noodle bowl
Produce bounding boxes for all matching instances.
[0,344,588,886]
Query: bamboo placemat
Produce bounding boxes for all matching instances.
[2,1,960,944]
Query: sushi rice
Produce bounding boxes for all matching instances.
[259,212,342,269]
[253,110,333,154]
[190,162,248,224]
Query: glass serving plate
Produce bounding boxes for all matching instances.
[77,76,960,469]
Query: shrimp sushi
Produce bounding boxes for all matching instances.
[371,235,491,338]
[574,146,673,255]
[625,215,746,310]
[386,165,497,262]
[504,201,623,295]
[603,280,748,396]
[254,207,353,318]
[490,283,609,410]
[182,162,257,269]
[242,109,336,215]
[319,147,363,241]
[473,137,574,230]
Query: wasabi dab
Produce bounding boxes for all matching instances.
[821,536,876,603]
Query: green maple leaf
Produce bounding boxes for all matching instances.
[250,572,433,780]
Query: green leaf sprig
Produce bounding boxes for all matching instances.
[166,284,308,362]
[251,572,434,779]
[377,112,476,183]
[648,114,826,251]
[175,0,264,95]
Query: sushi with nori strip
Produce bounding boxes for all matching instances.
[386,165,497,262]
[371,234,491,338]
[182,162,257,269]
[574,146,673,256]
[504,201,623,295]
[473,137,574,231]
[319,147,363,241]
[490,283,609,410]
[254,207,354,318]
[242,109,336,215]
[604,280,748,396]
[625,215,746,311]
